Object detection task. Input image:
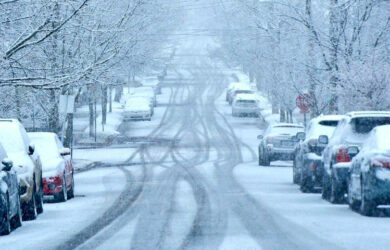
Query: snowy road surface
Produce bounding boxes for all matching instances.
[2,9,390,250]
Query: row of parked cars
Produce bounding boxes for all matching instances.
[0,119,74,235]
[121,85,158,121]
[257,111,390,216]
[226,82,262,117]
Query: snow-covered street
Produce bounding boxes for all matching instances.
[1,0,390,249]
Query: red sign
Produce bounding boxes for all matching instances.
[296,94,312,113]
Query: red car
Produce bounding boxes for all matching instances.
[28,133,74,202]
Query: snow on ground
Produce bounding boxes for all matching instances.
[216,75,390,250]
[1,167,126,250]
[73,147,137,167]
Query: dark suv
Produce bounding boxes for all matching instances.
[258,123,304,166]
[321,112,390,203]
[293,115,343,192]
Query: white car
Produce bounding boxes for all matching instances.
[232,94,261,117]
[0,119,43,220]
[143,77,161,95]
[228,85,254,105]
[123,97,153,121]
[133,86,156,107]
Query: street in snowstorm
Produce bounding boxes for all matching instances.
[1,0,390,250]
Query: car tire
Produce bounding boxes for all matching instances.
[330,173,343,204]
[0,194,11,235]
[67,174,75,199]
[293,162,299,184]
[11,195,22,229]
[321,173,330,200]
[258,149,264,166]
[263,153,270,166]
[360,184,376,216]
[22,185,37,221]
[36,179,43,214]
[55,175,68,202]
[348,180,360,211]
[300,174,313,193]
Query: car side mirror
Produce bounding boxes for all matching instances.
[257,135,263,140]
[347,146,359,157]
[1,158,13,171]
[318,135,329,145]
[291,136,299,142]
[60,148,71,156]
[28,144,35,155]
[296,132,306,141]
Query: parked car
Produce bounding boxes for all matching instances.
[321,111,390,203]
[347,125,390,216]
[258,123,304,166]
[134,86,156,107]
[28,133,74,202]
[232,94,260,117]
[293,115,343,192]
[0,119,43,220]
[226,82,244,102]
[143,76,161,95]
[123,97,153,121]
[0,143,22,235]
[228,85,254,105]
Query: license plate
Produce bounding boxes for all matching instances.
[281,140,294,148]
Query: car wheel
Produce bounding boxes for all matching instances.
[360,184,376,216]
[36,178,43,214]
[11,195,22,229]
[0,194,11,235]
[67,174,75,199]
[293,163,299,184]
[348,179,360,211]
[300,174,313,193]
[321,173,330,200]
[263,153,270,166]
[330,173,343,204]
[55,175,68,202]
[22,185,37,221]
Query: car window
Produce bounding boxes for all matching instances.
[350,117,390,134]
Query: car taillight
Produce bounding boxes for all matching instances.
[371,159,390,168]
[335,147,350,163]
[48,175,62,185]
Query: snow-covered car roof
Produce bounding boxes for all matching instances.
[346,111,390,118]
[314,114,344,121]
[272,123,304,128]
[234,93,258,101]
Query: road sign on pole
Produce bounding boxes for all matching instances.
[296,94,312,126]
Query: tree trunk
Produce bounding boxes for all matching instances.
[89,91,94,138]
[114,85,123,102]
[101,85,107,126]
[306,0,317,118]
[48,89,59,132]
[329,0,340,113]
[109,85,113,113]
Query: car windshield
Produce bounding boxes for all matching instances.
[29,136,59,161]
[0,123,25,153]
[237,100,256,105]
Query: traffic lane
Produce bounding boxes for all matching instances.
[0,167,128,250]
